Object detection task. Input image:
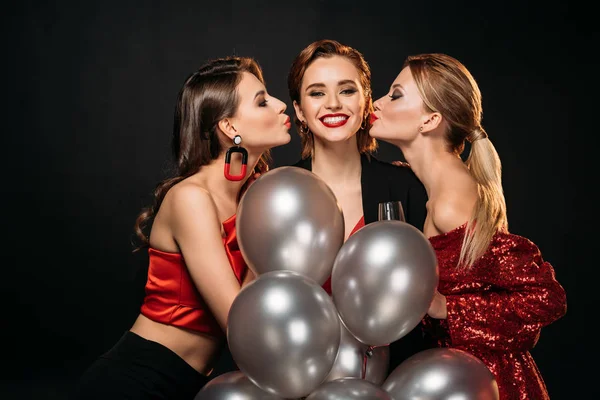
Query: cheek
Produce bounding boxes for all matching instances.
[300,102,320,129]
[383,104,399,121]
[303,100,320,117]
[346,98,366,129]
[386,104,414,124]
[348,97,365,115]
[244,114,270,136]
[267,109,284,131]
[269,113,280,128]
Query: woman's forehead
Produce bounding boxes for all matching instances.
[303,56,361,86]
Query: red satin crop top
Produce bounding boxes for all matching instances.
[140,214,247,337]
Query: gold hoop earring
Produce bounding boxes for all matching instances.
[360,118,368,130]
[299,121,309,135]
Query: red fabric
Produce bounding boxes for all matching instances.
[140,214,247,337]
[322,215,365,295]
[422,224,566,400]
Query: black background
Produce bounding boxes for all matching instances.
[3,1,594,398]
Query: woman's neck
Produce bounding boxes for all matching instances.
[399,138,463,198]
[311,137,362,185]
[201,151,261,202]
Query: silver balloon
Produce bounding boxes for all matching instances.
[306,378,393,400]
[195,371,283,399]
[236,166,344,285]
[382,348,500,400]
[227,270,341,399]
[323,317,389,385]
[332,220,438,346]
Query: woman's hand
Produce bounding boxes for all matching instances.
[427,290,448,319]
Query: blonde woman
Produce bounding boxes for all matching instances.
[370,53,567,399]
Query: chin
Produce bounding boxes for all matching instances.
[273,134,292,147]
[318,130,356,143]
[282,132,292,144]
[368,128,384,140]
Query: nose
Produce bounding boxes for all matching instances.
[275,97,287,113]
[325,93,342,111]
[373,98,382,111]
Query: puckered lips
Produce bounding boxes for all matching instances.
[370,113,379,125]
[319,113,349,128]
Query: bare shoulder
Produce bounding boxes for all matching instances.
[164,179,219,223]
[430,190,474,234]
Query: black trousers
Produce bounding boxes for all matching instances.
[72,331,209,400]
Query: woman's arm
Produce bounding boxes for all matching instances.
[169,185,245,333]
[241,268,256,288]
[428,201,567,352]
[441,237,566,352]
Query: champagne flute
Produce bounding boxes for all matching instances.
[378,201,405,222]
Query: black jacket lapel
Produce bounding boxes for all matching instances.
[293,157,312,171]
[292,155,390,225]
[361,155,391,225]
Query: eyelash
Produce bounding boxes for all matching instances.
[389,91,402,100]
[309,88,358,97]
[259,99,268,107]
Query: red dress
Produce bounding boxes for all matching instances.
[322,216,365,295]
[422,224,566,399]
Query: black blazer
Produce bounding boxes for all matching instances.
[293,154,428,230]
[293,153,430,373]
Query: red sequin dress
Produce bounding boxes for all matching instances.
[422,224,567,400]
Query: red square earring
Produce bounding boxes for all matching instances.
[224,135,248,181]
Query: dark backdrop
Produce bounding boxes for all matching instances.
[3,1,593,398]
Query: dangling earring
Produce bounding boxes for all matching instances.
[224,134,248,181]
[299,121,309,135]
[360,116,368,130]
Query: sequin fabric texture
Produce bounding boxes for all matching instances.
[422,225,567,399]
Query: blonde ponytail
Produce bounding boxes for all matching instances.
[460,128,508,267]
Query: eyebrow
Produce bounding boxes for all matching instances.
[254,90,266,99]
[391,83,404,90]
[305,80,358,92]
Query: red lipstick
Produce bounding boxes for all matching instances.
[284,116,291,129]
[320,113,349,128]
[370,113,379,124]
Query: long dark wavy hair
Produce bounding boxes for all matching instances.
[133,56,271,252]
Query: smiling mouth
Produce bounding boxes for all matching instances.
[320,114,349,128]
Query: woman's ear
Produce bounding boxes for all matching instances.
[293,100,305,123]
[218,118,238,141]
[420,112,443,133]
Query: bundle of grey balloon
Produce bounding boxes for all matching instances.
[195,166,497,399]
